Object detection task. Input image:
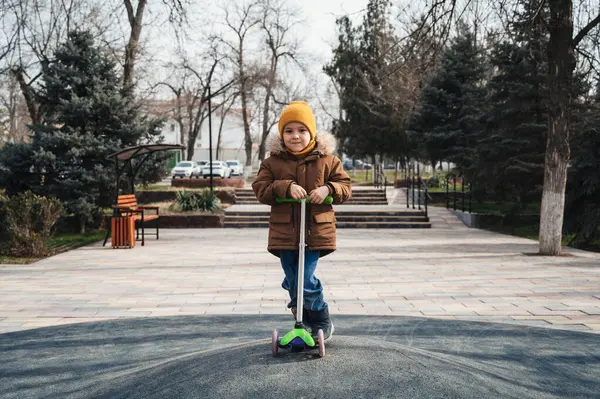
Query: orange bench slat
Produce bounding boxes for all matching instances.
[132,215,159,221]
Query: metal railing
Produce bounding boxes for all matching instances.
[405,163,428,217]
[446,176,472,213]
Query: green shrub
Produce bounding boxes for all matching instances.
[0,190,9,249]
[171,189,222,212]
[0,191,63,257]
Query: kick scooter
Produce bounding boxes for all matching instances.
[271,195,334,358]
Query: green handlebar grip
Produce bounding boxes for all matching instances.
[276,195,333,205]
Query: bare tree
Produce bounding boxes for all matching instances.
[0,0,188,133]
[256,0,302,161]
[216,91,239,159]
[0,72,29,143]
[122,0,188,91]
[0,0,85,125]
[220,0,261,173]
[158,51,233,161]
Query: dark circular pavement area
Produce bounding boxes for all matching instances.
[1,315,599,398]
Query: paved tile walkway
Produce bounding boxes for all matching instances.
[1,202,599,334]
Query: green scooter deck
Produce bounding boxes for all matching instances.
[278,327,316,347]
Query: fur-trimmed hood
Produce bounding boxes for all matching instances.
[265,130,338,157]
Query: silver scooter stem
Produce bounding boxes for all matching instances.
[296,198,306,324]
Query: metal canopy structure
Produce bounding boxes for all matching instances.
[106,144,185,199]
[107,144,185,161]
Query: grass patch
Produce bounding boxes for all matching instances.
[431,202,581,248]
[431,201,540,215]
[0,230,106,265]
[0,256,40,265]
[47,230,106,250]
[348,169,399,184]
[483,222,541,241]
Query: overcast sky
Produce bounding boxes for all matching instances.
[295,0,369,62]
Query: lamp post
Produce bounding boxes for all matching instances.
[208,85,213,193]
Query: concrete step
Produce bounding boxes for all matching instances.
[224,221,432,228]
[223,209,431,228]
[235,200,389,205]
[225,213,427,222]
[235,189,386,195]
[225,211,426,217]
[235,191,387,196]
[235,195,387,200]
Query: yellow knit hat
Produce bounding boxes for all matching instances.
[278,101,317,139]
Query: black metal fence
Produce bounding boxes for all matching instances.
[446,176,472,213]
[405,163,428,217]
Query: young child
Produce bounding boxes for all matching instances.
[252,100,352,341]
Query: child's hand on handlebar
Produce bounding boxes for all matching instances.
[308,186,330,204]
[289,183,307,200]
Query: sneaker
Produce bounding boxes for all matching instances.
[308,306,334,342]
[290,307,312,332]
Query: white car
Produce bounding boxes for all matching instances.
[196,160,209,168]
[225,160,243,176]
[202,161,231,179]
[171,161,200,178]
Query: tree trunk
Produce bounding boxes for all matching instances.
[123,0,148,91]
[175,93,186,159]
[79,217,86,235]
[539,0,575,255]
[187,122,199,161]
[259,57,277,161]
[187,138,195,161]
[240,70,253,168]
[241,88,252,167]
[12,68,42,125]
[216,110,226,159]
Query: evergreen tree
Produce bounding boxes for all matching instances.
[475,0,549,208]
[28,30,166,231]
[0,142,36,196]
[325,0,401,163]
[564,78,600,248]
[407,25,486,176]
[325,15,365,159]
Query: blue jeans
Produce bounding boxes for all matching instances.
[280,250,327,311]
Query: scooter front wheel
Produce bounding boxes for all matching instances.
[271,329,279,357]
[317,329,325,358]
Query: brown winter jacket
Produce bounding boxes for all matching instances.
[252,131,352,257]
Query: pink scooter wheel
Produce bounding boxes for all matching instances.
[317,329,325,358]
[271,329,279,357]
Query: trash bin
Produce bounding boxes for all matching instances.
[111,215,136,248]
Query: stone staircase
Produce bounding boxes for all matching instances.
[224,209,430,228]
[234,188,388,205]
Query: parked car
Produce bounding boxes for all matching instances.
[172,161,200,178]
[225,160,243,176]
[202,161,231,179]
[343,159,366,169]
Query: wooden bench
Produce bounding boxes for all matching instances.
[103,194,160,246]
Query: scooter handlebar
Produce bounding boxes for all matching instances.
[276,195,333,205]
